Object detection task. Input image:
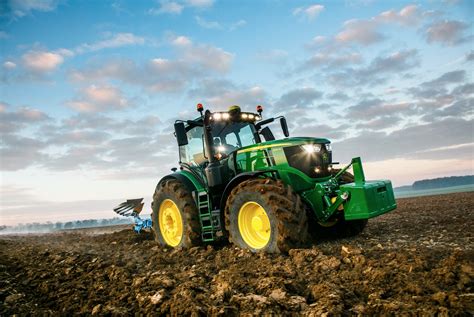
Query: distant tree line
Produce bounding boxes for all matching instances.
[412,175,474,190]
[0,217,133,234]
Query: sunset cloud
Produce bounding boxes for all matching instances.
[293,4,325,20]
[67,85,130,113]
[21,50,64,72]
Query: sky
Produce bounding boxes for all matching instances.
[0,0,473,226]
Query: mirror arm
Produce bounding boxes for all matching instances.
[255,117,275,130]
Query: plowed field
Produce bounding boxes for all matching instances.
[1,192,473,316]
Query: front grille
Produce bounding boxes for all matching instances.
[283,144,332,178]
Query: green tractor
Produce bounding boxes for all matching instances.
[151,104,396,253]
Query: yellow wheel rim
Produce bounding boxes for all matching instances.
[158,199,183,247]
[238,201,271,249]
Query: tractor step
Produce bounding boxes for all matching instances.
[195,190,220,242]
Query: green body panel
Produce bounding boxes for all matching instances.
[340,180,396,220]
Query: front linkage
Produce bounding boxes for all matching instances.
[315,157,365,222]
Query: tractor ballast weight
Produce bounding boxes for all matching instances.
[116,105,396,252]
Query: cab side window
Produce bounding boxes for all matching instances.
[179,127,206,165]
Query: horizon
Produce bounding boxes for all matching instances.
[1,0,473,226]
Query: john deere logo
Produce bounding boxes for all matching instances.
[322,153,329,162]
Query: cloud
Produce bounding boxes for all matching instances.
[422,70,466,87]
[230,19,247,31]
[7,0,59,17]
[69,36,233,94]
[328,49,419,87]
[275,87,323,108]
[3,61,16,69]
[0,31,9,39]
[194,17,246,31]
[290,121,348,140]
[69,58,181,93]
[306,35,326,48]
[301,52,363,70]
[336,19,384,45]
[186,0,214,7]
[333,118,473,163]
[171,35,192,46]
[3,33,147,84]
[148,1,184,15]
[195,16,221,29]
[75,33,145,54]
[67,85,131,113]
[208,86,268,109]
[327,92,350,101]
[409,70,466,99]
[293,4,324,20]
[335,4,421,46]
[0,134,48,170]
[346,98,415,120]
[425,20,470,46]
[425,97,474,121]
[365,50,419,74]
[171,35,233,72]
[466,51,474,62]
[377,4,420,26]
[451,83,474,96]
[188,79,268,109]
[0,105,50,133]
[148,0,214,15]
[0,102,175,174]
[256,49,289,63]
[21,50,64,72]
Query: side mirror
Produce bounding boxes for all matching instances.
[260,126,275,141]
[174,122,188,146]
[280,117,289,138]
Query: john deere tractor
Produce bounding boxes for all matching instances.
[134,105,396,253]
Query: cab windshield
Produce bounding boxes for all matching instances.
[211,121,259,155]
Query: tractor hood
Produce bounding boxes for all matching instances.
[237,137,330,154]
[234,136,333,179]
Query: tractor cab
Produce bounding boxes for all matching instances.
[175,104,288,167]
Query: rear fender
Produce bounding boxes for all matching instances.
[157,171,205,195]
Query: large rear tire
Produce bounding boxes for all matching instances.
[152,179,201,248]
[311,170,368,239]
[225,178,308,253]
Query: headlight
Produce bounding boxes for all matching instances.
[326,144,331,151]
[213,113,222,120]
[302,144,321,153]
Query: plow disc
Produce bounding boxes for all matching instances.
[113,198,144,217]
[113,198,152,233]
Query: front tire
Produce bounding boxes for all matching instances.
[152,179,201,248]
[225,178,308,253]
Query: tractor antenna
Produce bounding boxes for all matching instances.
[197,103,204,117]
[257,105,263,119]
